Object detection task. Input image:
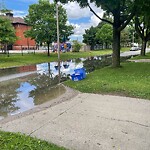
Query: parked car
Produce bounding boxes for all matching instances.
[130,46,140,51]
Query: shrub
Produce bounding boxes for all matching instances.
[72,40,82,52]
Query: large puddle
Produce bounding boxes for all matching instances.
[0,55,130,120]
[0,58,85,119]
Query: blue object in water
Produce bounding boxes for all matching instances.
[74,68,86,79]
[71,74,83,81]
[71,68,86,81]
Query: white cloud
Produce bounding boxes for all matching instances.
[63,1,103,20]
[63,2,104,41]
[63,2,91,19]
[68,12,104,42]
[90,12,103,26]
[13,10,27,18]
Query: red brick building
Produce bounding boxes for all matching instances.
[4,12,36,50]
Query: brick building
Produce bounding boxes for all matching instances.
[3,12,36,50]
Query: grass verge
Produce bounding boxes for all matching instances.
[0,48,129,68]
[64,62,150,100]
[131,52,150,59]
[0,130,67,150]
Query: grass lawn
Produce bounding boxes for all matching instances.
[65,62,150,100]
[0,47,129,68]
[131,52,150,59]
[0,130,67,150]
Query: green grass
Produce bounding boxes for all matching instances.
[65,62,150,100]
[120,47,130,52]
[0,130,67,150]
[0,50,111,68]
[131,52,150,59]
[0,48,130,68]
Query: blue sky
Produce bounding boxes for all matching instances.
[3,0,103,42]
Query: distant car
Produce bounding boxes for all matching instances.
[130,46,140,51]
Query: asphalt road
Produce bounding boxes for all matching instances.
[120,48,150,57]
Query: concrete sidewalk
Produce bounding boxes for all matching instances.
[0,93,150,150]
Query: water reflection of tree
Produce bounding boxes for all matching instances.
[75,58,82,64]
[0,81,20,117]
[29,63,64,104]
[29,73,66,105]
[0,68,17,77]
[83,55,112,73]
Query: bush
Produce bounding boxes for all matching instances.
[72,40,82,52]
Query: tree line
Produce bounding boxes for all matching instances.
[0,0,150,67]
[58,0,150,67]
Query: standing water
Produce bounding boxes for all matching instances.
[0,58,85,119]
[0,54,130,120]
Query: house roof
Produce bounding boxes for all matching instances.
[7,16,27,25]
[0,13,27,25]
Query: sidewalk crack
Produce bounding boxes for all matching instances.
[29,94,89,136]
[102,117,150,128]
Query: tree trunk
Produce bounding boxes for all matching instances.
[47,42,50,56]
[6,44,9,57]
[112,26,121,67]
[105,42,108,49]
[141,39,147,56]
[48,62,51,77]
[90,44,94,50]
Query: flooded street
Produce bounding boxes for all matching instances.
[0,58,84,119]
[0,74,66,120]
[0,54,120,119]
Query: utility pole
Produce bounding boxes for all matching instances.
[56,1,61,84]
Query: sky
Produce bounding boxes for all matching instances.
[2,0,104,42]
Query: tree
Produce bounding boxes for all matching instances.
[96,24,113,49]
[0,17,17,56]
[0,80,20,116]
[135,1,150,56]
[83,26,99,50]
[25,0,73,56]
[120,27,131,47]
[58,0,138,67]
[72,40,82,52]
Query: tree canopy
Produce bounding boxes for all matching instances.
[96,24,113,49]
[135,0,150,56]
[83,26,99,50]
[0,17,17,53]
[25,0,74,56]
[58,0,140,67]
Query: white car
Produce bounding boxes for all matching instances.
[130,46,140,51]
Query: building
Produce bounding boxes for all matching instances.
[2,12,36,50]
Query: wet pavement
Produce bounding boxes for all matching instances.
[120,48,150,57]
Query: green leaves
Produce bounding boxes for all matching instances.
[96,24,113,44]
[24,1,73,45]
[0,17,17,44]
[83,26,98,50]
